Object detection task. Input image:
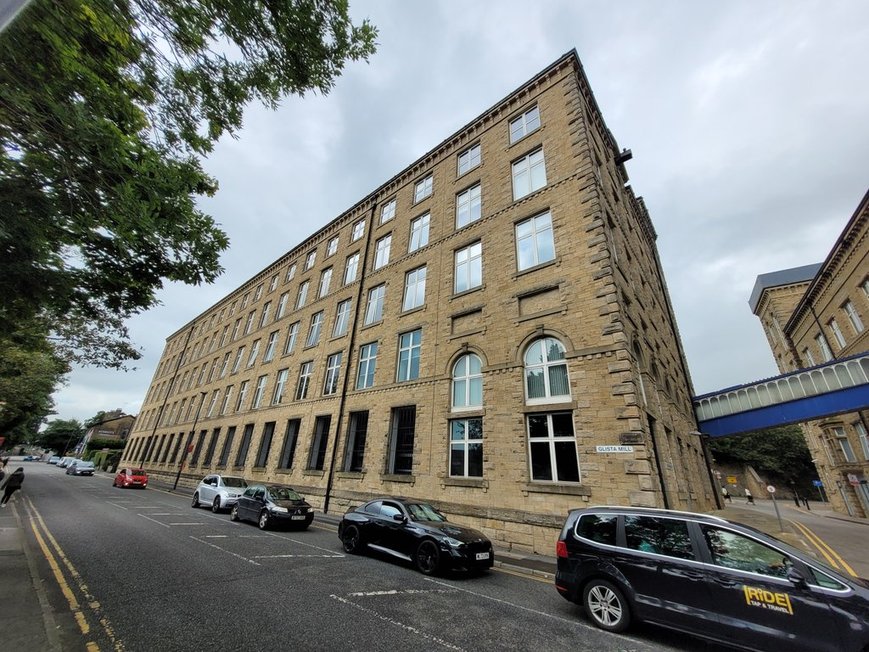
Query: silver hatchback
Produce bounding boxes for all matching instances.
[192,475,248,513]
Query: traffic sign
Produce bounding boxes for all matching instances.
[766,485,776,493]
[812,479,823,487]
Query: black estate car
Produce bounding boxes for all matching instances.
[230,484,314,530]
[338,497,494,575]
[555,506,869,652]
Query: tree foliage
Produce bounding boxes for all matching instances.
[0,0,375,431]
[0,0,377,368]
[37,418,84,453]
[709,425,818,492]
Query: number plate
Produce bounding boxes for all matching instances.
[475,552,490,561]
[291,515,307,520]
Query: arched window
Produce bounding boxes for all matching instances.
[524,337,569,402]
[452,354,482,409]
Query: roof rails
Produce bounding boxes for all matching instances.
[579,505,729,523]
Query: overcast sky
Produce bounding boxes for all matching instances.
[50,0,869,424]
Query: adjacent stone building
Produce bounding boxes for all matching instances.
[120,50,715,553]
[750,189,869,518]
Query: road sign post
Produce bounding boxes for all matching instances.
[767,485,784,532]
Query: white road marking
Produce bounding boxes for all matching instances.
[167,522,205,526]
[150,513,180,516]
[347,589,456,597]
[253,554,344,559]
[139,514,170,528]
[190,536,260,566]
[106,502,128,510]
[330,594,464,651]
[203,535,228,538]
[260,530,341,555]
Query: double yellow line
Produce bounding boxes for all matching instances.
[789,519,858,577]
[23,496,124,652]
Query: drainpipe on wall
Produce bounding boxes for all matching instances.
[322,202,378,515]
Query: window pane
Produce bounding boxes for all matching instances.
[553,441,579,482]
[450,444,465,476]
[530,441,552,480]
[467,442,483,477]
[527,415,548,438]
[526,368,545,399]
[548,365,570,397]
[577,514,617,545]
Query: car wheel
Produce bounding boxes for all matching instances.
[230,505,239,522]
[415,540,440,576]
[258,510,269,530]
[342,525,363,554]
[212,497,222,513]
[583,579,631,633]
[191,492,199,508]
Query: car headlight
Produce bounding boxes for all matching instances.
[444,537,463,548]
[271,506,288,513]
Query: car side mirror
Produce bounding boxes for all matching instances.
[392,513,406,522]
[786,566,807,587]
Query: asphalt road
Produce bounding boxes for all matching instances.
[20,462,735,652]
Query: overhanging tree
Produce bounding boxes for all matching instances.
[0,0,377,369]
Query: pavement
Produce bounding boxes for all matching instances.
[2,459,866,651]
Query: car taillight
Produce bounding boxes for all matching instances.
[556,540,568,558]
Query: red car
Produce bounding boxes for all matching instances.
[113,468,148,489]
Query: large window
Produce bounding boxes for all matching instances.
[254,422,275,467]
[456,184,481,229]
[295,280,309,309]
[833,426,857,462]
[263,331,279,363]
[306,311,324,347]
[343,411,369,472]
[402,266,427,311]
[333,299,352,337]
[318,267,333,298]
[307,415,331,471]
[251,375,268,408]
[259,301,271,327]
[374,234,392,269]
[276,292,289,320]
[452,353,482,409]
[414,175,433,203]
[206,389,220,417]
[234,424,254,467]
[457,144,481,176]
[218,426,236,466]
[409,213,430,252]
[527,412,579,483]
[271,368,289,405]
[219,386,233,415]
[235,380,249,411]
[323,352,342,396]
[284,321,300,355]
[304,250,316,271]
[450,418,482,478]
[397,329,422,382]
[387,406,416,474]
[512,149,546,200]
[516,211,555,271]
[352,219,365,242]
[624,516,694,559]
[856,422,869,460]
[202,430,220,466]
[844,300,865,334]
[524,337,569,402]
[364,284,385,325]
[344,252,360,285]
[356,342,378,389]
[246,339,260,368]
[509,106,540,143]
[816,333,833,362]
[295,362,312,400]
[277,419,301,469]
[326,235,339,257]
[454,242,482,293]
[829,318,847,349]
[244,310,256,335]
[380,199,396,224]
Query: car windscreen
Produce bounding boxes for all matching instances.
[268,487,302,501]
[222,477,247,488]
[76,462,94,468]
[406,502,447,522]
[130,469,146,476]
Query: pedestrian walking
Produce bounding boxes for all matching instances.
[0,467,24,506]
[721,487,732,503]
[793,493,801,507]
[744,488,754,505]
[802,496,811,511]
